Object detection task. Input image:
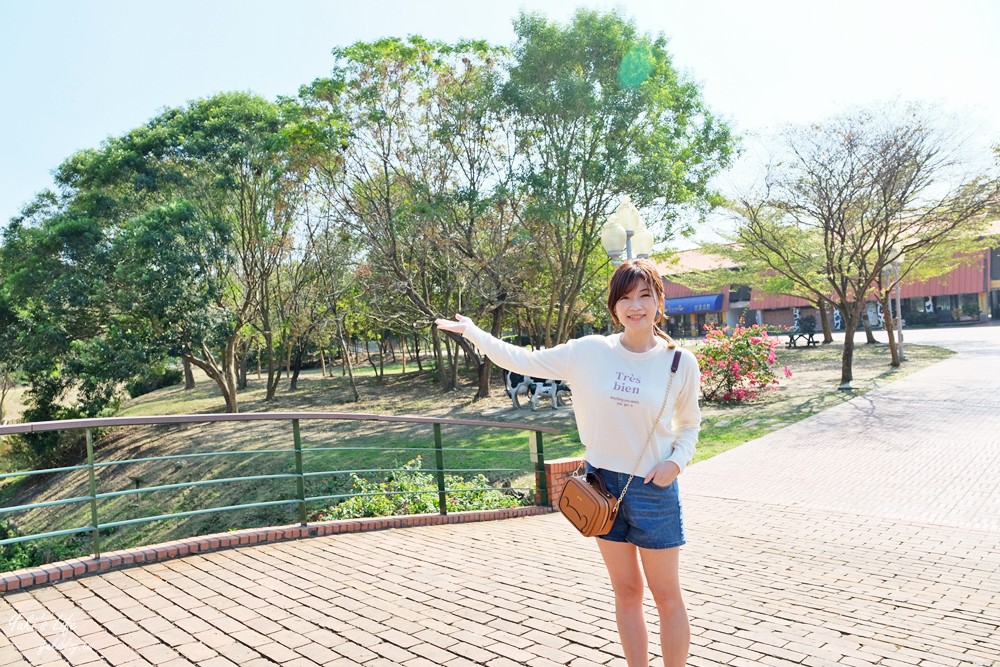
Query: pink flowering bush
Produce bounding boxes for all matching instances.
[696,322,791,403]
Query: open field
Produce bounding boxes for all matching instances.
[0,338,952,569]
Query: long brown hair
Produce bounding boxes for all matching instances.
[607,258,676,349]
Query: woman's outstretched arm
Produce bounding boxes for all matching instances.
[434,314,578,383]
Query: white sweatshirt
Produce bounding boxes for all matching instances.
[462,324,701,477]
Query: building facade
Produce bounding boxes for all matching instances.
[659,245,999,337]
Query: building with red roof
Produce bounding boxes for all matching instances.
[657,238,1000,337]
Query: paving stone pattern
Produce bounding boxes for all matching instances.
[2,327,999,666]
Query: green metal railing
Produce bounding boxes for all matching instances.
[0,412,559,558]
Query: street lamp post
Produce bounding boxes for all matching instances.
[599,196,654,264]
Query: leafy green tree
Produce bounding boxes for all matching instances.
[412,40,527,396]
[0,288,19,424]
[674,220,836,342]
[2,193,117,409]
[304,37,528,396]
[3,92,343,420]
[0,191,123,463]
[96,93,337,411]
[503,8,735,345]
[306,218,363,400]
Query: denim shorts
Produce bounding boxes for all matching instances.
[585,462,685,550]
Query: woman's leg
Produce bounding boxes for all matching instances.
[639,546,689,667]
[597,538,650,667]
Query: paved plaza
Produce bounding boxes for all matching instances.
[2,326,999,666]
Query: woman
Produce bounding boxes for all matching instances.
[435,258,700,667]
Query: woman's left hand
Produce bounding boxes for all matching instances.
[643,461,680,487]
[434,313,473,335]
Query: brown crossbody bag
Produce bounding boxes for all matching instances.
[558,349,683,537]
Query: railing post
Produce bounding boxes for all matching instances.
[433,423,447,515]
[533,431,548,506]
[86,428,101,559]
[292,419,307,526]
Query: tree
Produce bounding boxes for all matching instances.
[96,93,336,411]
[668,232,838,344]
[0,289,19,424]
[305,215,362,401]
[3,92,342,418]
[1,191,130,423]
[414,39,527,397]
[730,104,1000,387]
[304,37,528,397]
[502,8,734,345]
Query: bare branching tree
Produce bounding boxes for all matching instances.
[731,104,1000,387]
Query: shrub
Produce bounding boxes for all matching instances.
[905,310,937,327]
[0,521,87,573]
[961,302,980,318]
[697,322,791,403]
[310,456,528,521]
[126,363,183,399]
[11,390,87,470]
[0,520,38,572]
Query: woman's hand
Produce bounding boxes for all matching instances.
[434,313,473,335]
[643,460,680,487]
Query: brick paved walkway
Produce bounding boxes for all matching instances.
[2,327,999,666]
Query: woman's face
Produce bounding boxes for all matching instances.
[614,279,659,334]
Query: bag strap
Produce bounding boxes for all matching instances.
[615,348,682,507]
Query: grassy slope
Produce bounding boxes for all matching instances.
[1,362,583,560]
[1,341,951,567]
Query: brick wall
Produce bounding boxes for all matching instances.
[543,456,585,508]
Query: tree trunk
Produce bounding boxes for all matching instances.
[182,357,196,390]
[413,333,423,371]
[289,341,305,390]
[447,336,459,390]
[880,292,901,367]
[222,336,240,412]
[365,336,381,379]
[378,337,386,379]
[838,306,863,390]
[400,337,406,374]
[336,317,359,402]
[319,345,327,378]
[818,301,833,344]
[264,329,281,401]
[431,326,448,388]
[474,306,505,400]
[186,342,239,413]
[862,306,878,344]
[237,340,249,390]
[0,369,11,423]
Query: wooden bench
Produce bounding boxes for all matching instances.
[786,331,818,348]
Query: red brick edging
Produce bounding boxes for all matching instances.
[0,457,584,594]
[0,506,554,594]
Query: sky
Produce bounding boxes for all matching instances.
[1,0,998,246]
